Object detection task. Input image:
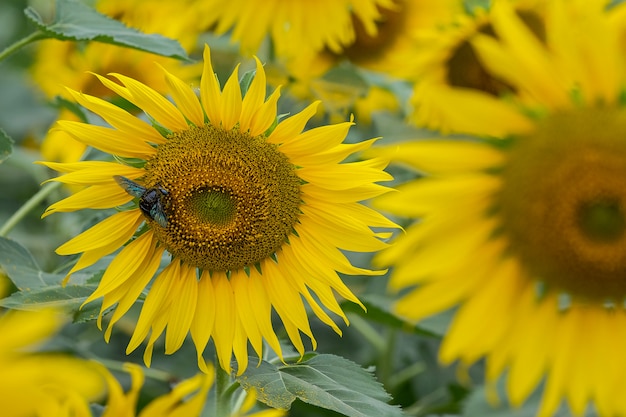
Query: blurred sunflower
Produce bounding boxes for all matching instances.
[197,0,396,58]
[407,0,546,135]
[286,0,464,80]
[0,308,106,416]
[375,1,626,416]
[262,0,461,126]
[41,45,396,374]
[32,0,203,163]
[99,363,215,417]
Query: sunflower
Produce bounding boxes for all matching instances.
[374,1,626,416]
[407,0,547,135]
[41,45,396,374]
[0,307,106,416]
[197,0,396,58]
[258,0,461,126]
[285,0,465,81]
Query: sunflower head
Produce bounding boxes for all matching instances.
[375,1,626,416]
[407,0,547,135]
[41,45,397,374]
[142,123,302,271]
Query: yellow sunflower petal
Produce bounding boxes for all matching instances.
[200,45,222,125]
[158,64,205,127]
[239,57,267,132]
[439,257,524,365]
[103,245,164,342]
[394,238,505,321]
[414,83,534,137]
[500,288,553,405]
[57,209,142,255]
[106,73,189,131]
[42,163,144,186]
[230,270,264,359]
[162,262,198,354]
[232,316,251,375]
[127,259,179,355]
[267,101,319,144]
[249,87,281,137]
[549,0,622,104]
[82,230,156,306]
[190,270,216,374]
[302,182,390,204]
[65,88,166,145]
[279,121,353,158]
[261,258,315,354]
[247,267,283,359]
[376,140,507,174]
[220,64,243,130]
[297,158,392,191]
[43,184,133,217]
[211,272,236,372]
[374,174,500,218]
[55,121,157,158]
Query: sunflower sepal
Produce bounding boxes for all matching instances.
[239,68,257,97]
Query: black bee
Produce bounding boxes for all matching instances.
[114,176,169,228]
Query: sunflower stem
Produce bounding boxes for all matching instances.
[89,357,174,382]
[0,182,61,237]
[347,312,386,353]
[215,364,233,417]
[0,31,47,62]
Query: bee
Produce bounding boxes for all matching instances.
[114,176,169,228]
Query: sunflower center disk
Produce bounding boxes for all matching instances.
[143,125,302,272]
[188,188,236,226]
[446,11,544,95]
[340,3,402,62]
[578,199,626,243]
[498,108,626,302]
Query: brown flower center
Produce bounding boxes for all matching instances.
[335,3,403,65]
[142,125,302,272]
[446,11,545,95]
[498,108,626,302]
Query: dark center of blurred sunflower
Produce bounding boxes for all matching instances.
[142,125,301,272]
[333,3,403,64]
[446,11,544,95]
[498,108,626,302]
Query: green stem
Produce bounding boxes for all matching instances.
[347,312,386,353]
[91,357,173,383]
[378,327,397,387]
[0,31,47,62]
[215,364,233,417]
[0,182,62,237]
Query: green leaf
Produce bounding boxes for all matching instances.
[0,237,60,289]
[464,0,491,13]
[0,283,95,312]
[25,0,188,60]
[0,129,13,163]
[0,282,105,323]
[236,354,403,417]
